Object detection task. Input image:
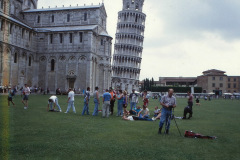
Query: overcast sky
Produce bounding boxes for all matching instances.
[38,0,240,80]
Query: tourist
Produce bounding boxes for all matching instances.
[92,87,100,116]
[102,89,111,118]
[65,88,76,113]
[129,89,138,111]
[116,90,123,116]
[123,90,128,115]
[132,105,152,121]
[22,84,30,109]
[82,87,90,115]
[186,91,193,119]
[196,98,200,106]
[158,89,176,134]
[152,106,161,120]
[109,88,116,115]
[8,87,15,107]
[143,90,149,107]
[47,95,62,112]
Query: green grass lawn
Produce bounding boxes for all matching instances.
[0,95,240,160]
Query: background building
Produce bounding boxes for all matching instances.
[111,0,146,93]
[227,76,240,93]
[0,0,112,93]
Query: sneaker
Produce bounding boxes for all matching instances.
[24,106,27,109]
[152,117,156,121]
[60,110,62,112]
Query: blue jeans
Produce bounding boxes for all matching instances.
[138,114,152,121]
[159,107,172,130]
[117,101,123,116]
[92,98,99,116]
[130,102,136,111]
[82,99,89,115]
[66,101,76,113]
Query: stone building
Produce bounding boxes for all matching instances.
[0,0,112,93]
[226,76,240,93]
[111,0,146,93]
[197,69,228,95]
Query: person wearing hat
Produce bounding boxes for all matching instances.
[22,84,30,109]
[8,87,15,107]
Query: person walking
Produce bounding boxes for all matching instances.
[102,89,111,118]
[22,84,30,109]
[129,89,138,111]
[82,87,90,115]
[116,90,123,116]
[158,89,177,134]
[65,88,76,113]
[47,95,62,112]
[92,87,100,116]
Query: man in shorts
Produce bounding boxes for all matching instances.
[22,84,30,109]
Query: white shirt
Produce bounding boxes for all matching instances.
[23,87,30,95]
[68,91,75,101]
[48,96,57,103]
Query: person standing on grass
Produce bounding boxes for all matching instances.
[116,90,123,116]
[8,87,15,107]
[129,89,138,111]
[65,88,76,113]
[47,95,62,112]
[158,89,176,134]
[22,84,30,109]
[102,89,111,118]
[143,90,149,107]
[186,91,193,119]
[92,87,100,116]
[109,88,116,115]
[82,87,90,115]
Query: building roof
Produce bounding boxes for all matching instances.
[23,4,103,13]
[159,77,197,83]
[99,30,112,38]
[34,25,98,32]
[203,69,226,74]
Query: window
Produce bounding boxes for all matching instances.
[101,39,104,45]
[234,84,236,88]
[67,14,70,22]
[0,0,3,9]
[136,3,139,10]
[59,33,63,43]
[1,20,3,31]
[14,53,17,63]
[220,77,223,81]
[84,12,87,21]
[51,15,54,22]
[228,83,231,88]
[22,29,25,38]
[126,3,130,9]
[29,32,31,41]
[135,15,138,22]
[69,33,72,43]
[228,78,231,82]
[37,15,40,23]
[79,32,83,43]
[220,83,223,87]
[234,78,236,82]
[50,34,53,44]
[10,23,13,34]
[212,83,215,87]
[51,59,55,71]
[212,77,215,80]
[28,56,31,66]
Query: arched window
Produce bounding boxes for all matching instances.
[51,59,55,71]
[136,3,139,10]
[28,56,31,66]
[14,53,17,63]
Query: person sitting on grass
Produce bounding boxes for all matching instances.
[196,98,200,106]
[152,106,162,121]
[130,106,141,115]
[133,105,152,121]
[8,87,15,107]
[47,95,62,112]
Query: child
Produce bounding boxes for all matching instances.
[8,87,15,107]
[152,106,162,121]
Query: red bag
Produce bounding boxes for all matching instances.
[184,131,216,139]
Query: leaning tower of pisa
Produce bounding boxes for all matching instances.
[111,0,146,93]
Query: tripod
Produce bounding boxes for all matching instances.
[165,108,182,137]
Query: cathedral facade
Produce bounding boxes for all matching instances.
[0,0,112,93]
[111,0,146,93]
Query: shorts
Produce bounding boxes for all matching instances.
[23,95,29,101]
[8,97,13,101]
